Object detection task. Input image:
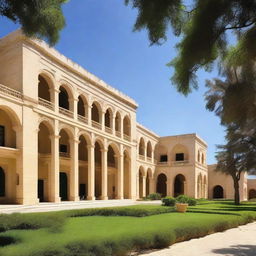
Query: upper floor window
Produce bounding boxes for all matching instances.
[160,155,168,162]
[0,126,5,147]
[175,153,184,161]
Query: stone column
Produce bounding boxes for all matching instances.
[120,116,124,139]
[87,144,95,200]
[151,150,155,164]
[53,88,60,113]
[142,176,146,198]
[167,177,173,197]
[112,115,115,135]
[101,111,105,131]
[49,134,61,202]
[70,138,79,201]
[100,148,108,200]
[136,173,140,199]
[72,97,78,120]
[87,105,92,126]
[149,177,155,194]
[117,152,124,199]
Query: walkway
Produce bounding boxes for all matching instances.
[141,222,256,256]
[0,200,161,214]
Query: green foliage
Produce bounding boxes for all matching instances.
[146,193,162,200]
[126,0,256,95]
[0,212,65,233]
[125,0,184,44]
[1,201,256,256]
[162,196,176,206]
[176,195,197,206]
[0,0,67,45]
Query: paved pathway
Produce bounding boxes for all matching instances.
[141,222,256,256]
[0,200,161,214]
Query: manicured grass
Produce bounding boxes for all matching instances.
[0,201,255,256]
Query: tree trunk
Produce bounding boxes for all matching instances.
[233,178,240,205]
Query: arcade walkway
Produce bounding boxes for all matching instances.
[0,199,161,214]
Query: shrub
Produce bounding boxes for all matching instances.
[176,195,197,206]
[147,193,162,200]
[162,196,176,206]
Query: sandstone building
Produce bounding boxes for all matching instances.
[0,30,254,205]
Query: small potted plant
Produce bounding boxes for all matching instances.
[175,195,196,213]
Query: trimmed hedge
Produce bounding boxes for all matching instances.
[162,196,176,206]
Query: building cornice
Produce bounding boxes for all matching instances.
[0,30,138,110]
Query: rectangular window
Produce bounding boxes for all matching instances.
[160,155,168,162]
[60,144,68,153]
[176,153,184,161]
[0,126,5,147]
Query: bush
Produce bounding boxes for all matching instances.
[146,193,162,200]
[162,196,176,206]
[176,195,197,206]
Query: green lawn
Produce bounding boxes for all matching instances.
[0,201,255,256]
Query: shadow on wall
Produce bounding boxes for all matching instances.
[212,245,256,256]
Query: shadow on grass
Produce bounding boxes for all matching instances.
[212,244,256,256]
[0,236,17,247]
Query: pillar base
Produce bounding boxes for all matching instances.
[87,196,95,200]
[100,196,108,200]
[16,197,39,205]
[70,196,80,202]
[49,196,61,203]
[117,196,124,200]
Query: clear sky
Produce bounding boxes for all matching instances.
[0,0,226,164]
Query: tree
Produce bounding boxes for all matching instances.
[215,125,256,205]
[0,0,67,45]
[126,0,256,95]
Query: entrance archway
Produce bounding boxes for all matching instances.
[59,172,68,201]
[213,185,224,199]
[249,189,256,199]
[156,173,167,197]
[107,145,118,199]
[38,122,52,202]
[174,174,185,197]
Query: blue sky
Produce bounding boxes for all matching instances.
[0,0,226,164]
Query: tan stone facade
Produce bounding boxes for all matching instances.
[0,30,255,205]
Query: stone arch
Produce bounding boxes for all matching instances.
[0,105,21,148]
[201,153,205,164]
[123,115,131,137]
[213,185,224,199]
[174,174,186,197]
[105,108,113,129]
[91,101,102,124]
[171,144,189,162]
[59,84,74,111]
[77,130,92,146]
[58,124,75,138]
[248,189,256,199]
[197,150,200,162]
[107,144,119,199]
[115,111,122,134]
[156,173,167,197]
[77,94,88,118]
[38,117,54,135]
[139,137,146,156]
[38,122,52,202]
[146,141,152,158]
